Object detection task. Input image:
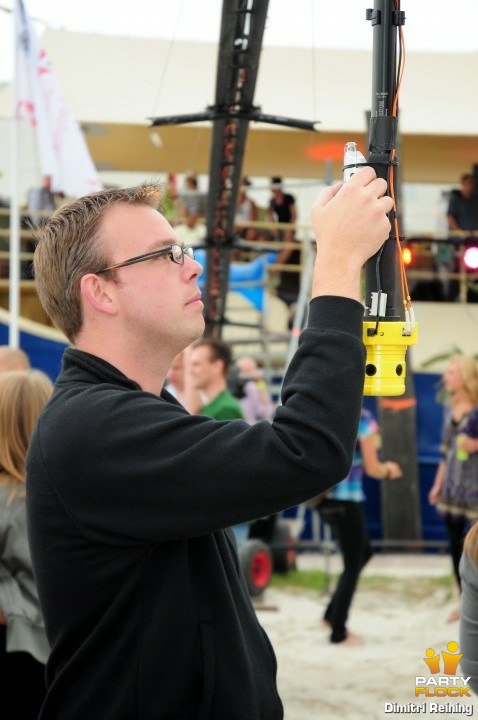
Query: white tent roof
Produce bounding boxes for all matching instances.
[1,29,477,184]
[1,27,477,134]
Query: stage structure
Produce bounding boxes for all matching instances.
[151,0,319,337]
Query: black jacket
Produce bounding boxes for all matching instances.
[26,296,365,719]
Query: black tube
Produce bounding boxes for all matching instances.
[364,0,404,320]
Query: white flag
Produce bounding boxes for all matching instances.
[14,0,103,197]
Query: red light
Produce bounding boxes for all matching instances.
[305,142,347,161]
[464,246,478,270]
[402,247,412,265]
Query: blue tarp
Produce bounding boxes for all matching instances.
[0,323,67,382]
[363,374,445,543]
[195,249,278,312]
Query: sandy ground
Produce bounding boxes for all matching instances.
[254,553,478,720]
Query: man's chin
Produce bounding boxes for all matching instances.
[187,319,205,345]
[196,316,206,335]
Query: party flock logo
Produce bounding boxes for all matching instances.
[416,642,471,698]
[385,642,473,715]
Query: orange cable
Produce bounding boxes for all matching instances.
[389,4,412,314]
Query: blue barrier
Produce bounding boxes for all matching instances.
[195,249,278,312]
[363,374,445,543]
[0,316,67,382]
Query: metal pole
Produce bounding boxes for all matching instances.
[9,0,20,348]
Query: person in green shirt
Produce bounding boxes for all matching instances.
[188,338,243,420]
[188,338,249,544]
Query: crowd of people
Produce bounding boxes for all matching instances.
[164,340,274,424]
[13,172,303,315]
[6,167,478,304]
[0,166,477,717]
[166,173,303,311]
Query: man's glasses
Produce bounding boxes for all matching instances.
[96,243,195,275]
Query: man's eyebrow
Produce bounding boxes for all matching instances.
[145,238,176,252]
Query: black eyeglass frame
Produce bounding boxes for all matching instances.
[96,243,195,275]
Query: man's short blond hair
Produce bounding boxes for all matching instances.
[33,183,163,342]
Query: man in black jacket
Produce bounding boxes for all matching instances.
[26,169,392,719]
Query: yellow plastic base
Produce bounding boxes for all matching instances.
[363,320,418,396]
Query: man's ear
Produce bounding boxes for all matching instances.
[80,273,117,317]
[215,358,226,378]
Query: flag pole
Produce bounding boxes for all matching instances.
[9,0,21,348]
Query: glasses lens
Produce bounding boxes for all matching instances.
[184,246,195,260]
[171,245,184,264]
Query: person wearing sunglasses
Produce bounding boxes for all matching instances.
[26,172,392,720]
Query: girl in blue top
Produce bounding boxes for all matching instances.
[316,408,402,644]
